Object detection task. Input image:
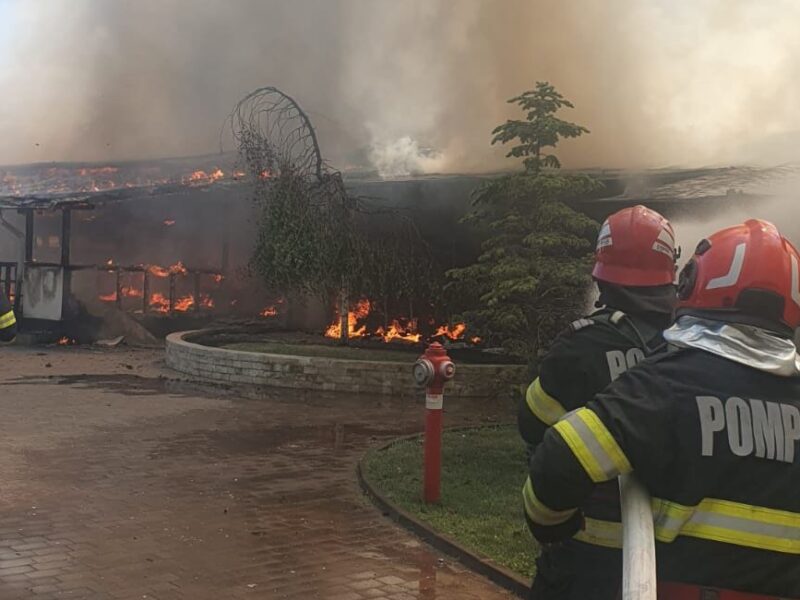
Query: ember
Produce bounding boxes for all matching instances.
[163,220,176,227]
[260,306,278,318]
[78,166,118,177]
[182,168,225,186]
[98,286,144,303]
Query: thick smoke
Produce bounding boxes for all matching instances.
[2,0,800,173]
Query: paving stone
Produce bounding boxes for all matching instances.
[0,346,516,599]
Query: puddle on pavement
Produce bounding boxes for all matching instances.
[151,421,419,460]
[0,373,232,398]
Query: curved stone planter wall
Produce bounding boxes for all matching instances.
[166,331,527,398]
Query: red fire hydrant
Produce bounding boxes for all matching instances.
[412,342,455,504]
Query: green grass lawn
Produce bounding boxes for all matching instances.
[361,425,538,578]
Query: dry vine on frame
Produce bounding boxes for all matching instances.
[229,86,438,345]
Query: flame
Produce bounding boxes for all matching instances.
[0,162,242,197]
[434,323,467,340]
[186,170,209,182]
[260,297,285,317]
[147,261,187,278]
[149,293,170,314]
[57,337,76,346]
[325,299,371,339]
[182,168,225,186]
[324,298,474,344]
[173,296,195,311]
[163,220,176,226]
[470,336,482,344]
[378,320,421,344]
[99,263,223,309]
[260,305,278,318]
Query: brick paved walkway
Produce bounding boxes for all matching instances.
[0,346,516,599]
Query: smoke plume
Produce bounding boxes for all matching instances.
[2,0,800,173]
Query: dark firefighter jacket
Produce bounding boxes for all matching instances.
[0,290,16,343]
[525,348,800,597]
[518,308,669,549]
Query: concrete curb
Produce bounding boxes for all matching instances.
[357,430,530,598]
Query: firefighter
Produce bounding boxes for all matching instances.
[524,218,800,598]
[0,288,16,343]
[519,205,678,599]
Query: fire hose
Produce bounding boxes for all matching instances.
[619,473,657,600]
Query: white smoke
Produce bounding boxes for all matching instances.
[369,137,445,178]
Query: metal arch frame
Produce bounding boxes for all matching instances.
[227,86,325,182]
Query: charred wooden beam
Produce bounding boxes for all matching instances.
[193,272,201,312]
[115,270,122,310]
[61,209,72,301]
[168,274,176,316]
[23,210,33,263]
[142,272,150,314]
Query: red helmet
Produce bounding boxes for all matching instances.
[592,205,677,286]
[677,219,800,332]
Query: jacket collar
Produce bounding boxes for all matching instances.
[663,315,800,377]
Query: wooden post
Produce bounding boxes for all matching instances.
[193,272,201,311]
[221,240,229,275]
[60,209,72,314]
[169,273,176,315]
[24,210,33,263]
[60,209,71,267]
[142,271,150,314]
[115,270,122,310]
[338,288,349,346]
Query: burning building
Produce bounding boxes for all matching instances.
[0,152,487,345]
[0,154,290,341]
[0,144,787,347]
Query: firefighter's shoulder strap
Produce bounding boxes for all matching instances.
[586,309,666,356]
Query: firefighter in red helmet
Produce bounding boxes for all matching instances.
[524,219,800,598]
[519,205,678,599]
